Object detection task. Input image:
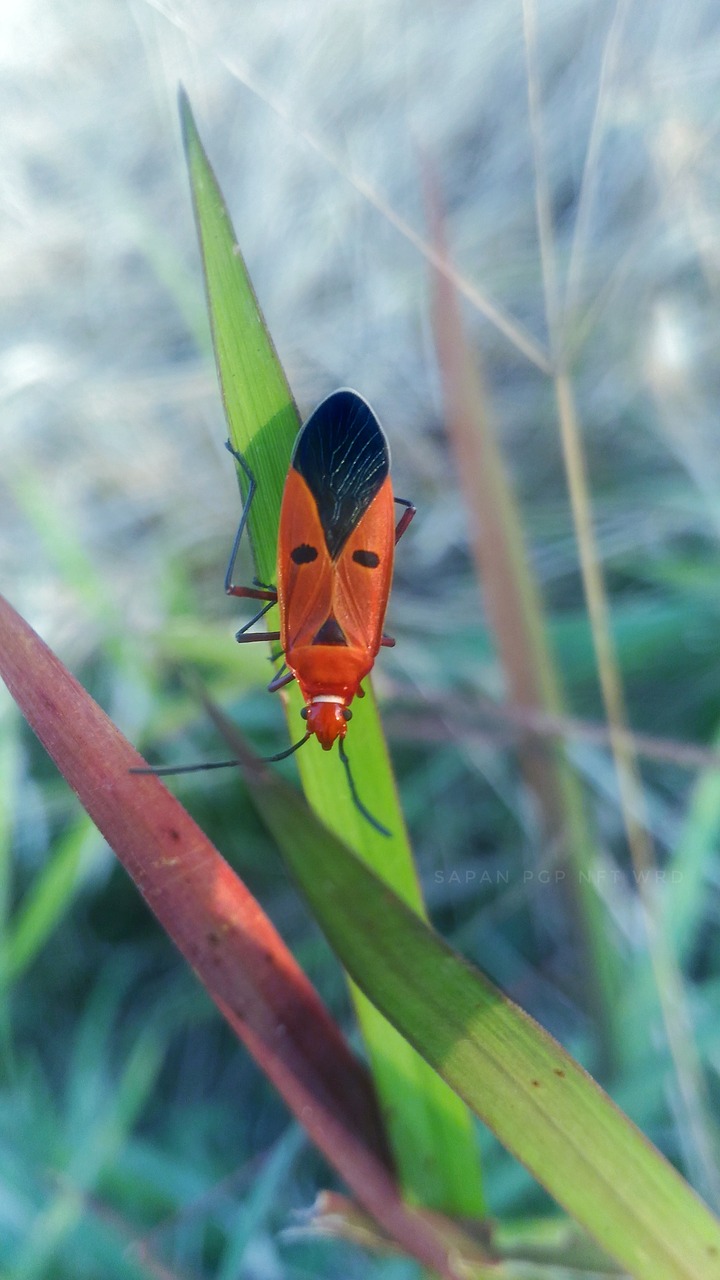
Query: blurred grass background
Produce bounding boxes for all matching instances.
[3,0,720,1275]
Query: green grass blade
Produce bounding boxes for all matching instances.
[179,89,296,588]
[429,195,617,1054]
[2,817,100,983]
[180,88,483,1214]
[239,744,720,1280]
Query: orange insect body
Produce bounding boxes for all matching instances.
[276,394,397,748]
[132,390,413,834]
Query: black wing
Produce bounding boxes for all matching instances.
[291,389,389,560]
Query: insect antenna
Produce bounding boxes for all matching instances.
[130,732,312,778]
[261,732,312,762]
[130,758,243,777]
[338,740,391,838]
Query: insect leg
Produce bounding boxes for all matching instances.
[235,599,277,641]
[393,496,416,545]
[268,669,296,693]
[224,441,278,602]
[235,630,281,644]
[380,635,396,647]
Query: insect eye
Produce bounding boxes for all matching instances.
[300,707,309,720]
[342,708,353,721]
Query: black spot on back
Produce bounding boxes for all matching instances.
[292,389,389,560]
[312,615,348,646]
[291,543,318,565]
[352,549,380,568]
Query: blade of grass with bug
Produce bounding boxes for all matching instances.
[179,89,483,1216]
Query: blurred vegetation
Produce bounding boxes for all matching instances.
[3,0,720,1275]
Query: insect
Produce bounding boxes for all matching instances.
[135,389,414,833]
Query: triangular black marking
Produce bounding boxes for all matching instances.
[292,389,389,560]
[312,615,348,646]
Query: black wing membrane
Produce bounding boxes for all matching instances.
[292,389,389,560]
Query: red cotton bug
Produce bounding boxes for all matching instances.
[134,389,415,834]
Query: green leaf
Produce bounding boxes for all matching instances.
[429,193,617,1055]
[2,817,100,982]
[0,591,490,1280]
[180,87,483,1215]
[233,728,720,1280]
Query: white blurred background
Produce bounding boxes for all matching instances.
[5,0,720,661]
